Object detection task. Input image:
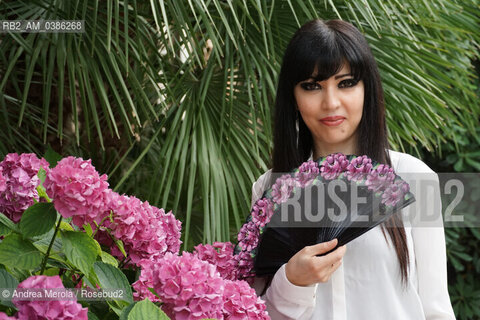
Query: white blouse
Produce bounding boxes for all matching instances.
[250,150,455,320]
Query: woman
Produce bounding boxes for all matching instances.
[250,19,455,319]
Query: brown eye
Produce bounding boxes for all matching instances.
[300,82,321,91]
[338,79,359,88]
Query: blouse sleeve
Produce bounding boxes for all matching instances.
[401,156,456,319]
[251,171,317,320]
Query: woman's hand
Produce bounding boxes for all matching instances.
[285,239,346,286]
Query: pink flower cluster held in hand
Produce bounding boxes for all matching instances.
[295,160,319,187]
[0,153,49,222]
[12,275,88,320]
[320,153,349,180]
[193,242,238,281]
[271,174,296,204]
[223,280,269,320]
[101,192,181,267]
[133,252,225,320]
[44,156,109,227]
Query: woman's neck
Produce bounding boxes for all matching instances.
[312,140,359,159]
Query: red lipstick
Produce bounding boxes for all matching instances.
[319,116,345,126]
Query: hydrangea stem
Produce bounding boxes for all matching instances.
[40,215,63,275]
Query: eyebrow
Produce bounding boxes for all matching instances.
[334,73,352,79]
[307,73,353,82]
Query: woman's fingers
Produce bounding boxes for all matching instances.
[286,240,347,286]
[304,238,338,256]
[316,244,347,264]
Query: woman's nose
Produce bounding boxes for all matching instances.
[322,87,340,110]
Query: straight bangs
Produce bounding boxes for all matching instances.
[287,28,366,85]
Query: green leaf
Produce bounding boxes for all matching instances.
[113,238,127,257]
[84,223,93,237]
[59,221,74,231]
[147,287,161,299]
[61,231,98,277]
[19,202,57,237]
[36,184,51,202]
[43,268,60,276]
[0,233,43,269]
[36,168,50,201]
[33,228,64,259]
[37,168,47,184]
[100,251,119,267]
[127,299,170,320]
[0,212,17,232]
[452,251,473,262]
[43,145,62,168]
[107,300,125,316]
[0,269,19,309]
[119,302,137,320]
[93,239,102,256]
[0,223,9,236]
[93,261,133,304]
[88,311,100,320]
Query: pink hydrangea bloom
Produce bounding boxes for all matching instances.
[346,155,373,181]
[295,160,319,187]
[101,192,181,267]
[223,280,269,320]
[271,174,295,204]
[130,259,158,302]
[251,199,274,228]
[320,153,349,180]
[0,312,16,320]
[382,179,410,207]
[13,275,88,320]
[193,242,238,280]
[44,156,109,227]
[0,153,50,222]
[133,252,225,320]
[366,164,395,193]
[155,206,182,255]
[0,167,6,193]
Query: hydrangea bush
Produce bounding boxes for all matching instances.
[0,152,270,320]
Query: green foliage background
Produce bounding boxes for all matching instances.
[0,0,479,318]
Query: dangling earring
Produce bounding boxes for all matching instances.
[296,110,300,148]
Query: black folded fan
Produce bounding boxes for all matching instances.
[253,154,416,277]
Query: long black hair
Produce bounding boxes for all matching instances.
[271,19,409,283]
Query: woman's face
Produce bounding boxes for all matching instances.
[294,63,364,157]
